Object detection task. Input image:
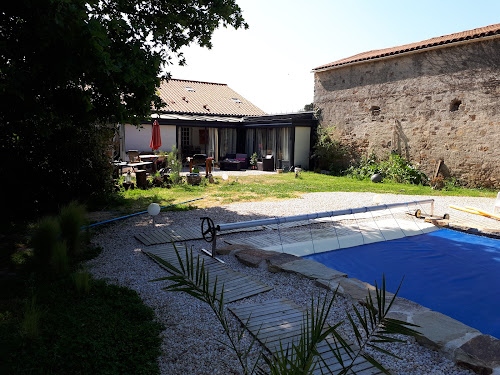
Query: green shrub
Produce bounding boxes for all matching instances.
[166,145,182,184]
[21,296,43,340]
[345,152,380,180]
[31,216,60,267]
[59,201,86,255]
[51,241,69,275]
[72,271,92,294]
[346,152,427,185]
[311,125,350,174]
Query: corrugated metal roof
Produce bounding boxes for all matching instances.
[157,79,266,116]
[313,23,500,72]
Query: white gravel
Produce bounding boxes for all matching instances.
[87,192,498,374]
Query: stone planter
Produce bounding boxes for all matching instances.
[186,174,202,185]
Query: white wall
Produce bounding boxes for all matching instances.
[294,127,310,169]
[124,124,176,155]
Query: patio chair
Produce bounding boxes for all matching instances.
[127,150,140,163]
[257,155,274,171]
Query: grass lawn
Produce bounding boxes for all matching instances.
[109,172,497,215]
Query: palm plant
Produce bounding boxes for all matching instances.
[152,244,420,374]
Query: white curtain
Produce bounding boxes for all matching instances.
[266,128,276,157]
[277,127,290,161]
[246,129,255,156]
[208,128,216,158]
[219,128,237,157]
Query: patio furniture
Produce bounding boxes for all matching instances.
[257,155,274,171]
[220,160,241,171]
[139,154,159,173]
[127,161,153,174]
[135,169,147,189]
[127,150,140,163]
[221,153,248,170]
[189,154,212,176]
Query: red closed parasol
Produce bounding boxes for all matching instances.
[150,120,162,150]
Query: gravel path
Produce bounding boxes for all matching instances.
[87,192,498,374]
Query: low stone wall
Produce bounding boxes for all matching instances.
[219,244,500,374]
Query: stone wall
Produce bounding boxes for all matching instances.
[314,37,500,188]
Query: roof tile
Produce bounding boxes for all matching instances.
[313,23,500,72]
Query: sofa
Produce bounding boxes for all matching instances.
[221,153,248,170]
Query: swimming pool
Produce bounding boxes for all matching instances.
[305,229,500,339]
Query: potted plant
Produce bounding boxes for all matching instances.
[250,153,258,169]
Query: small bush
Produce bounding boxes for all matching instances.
[59,201,86,255]
[346,152,427,185]
[51,241,69,275]
[72,271,92,294]
[166,145,182,184]
[21,296,43,340]
[31,216,60,267]
[312,125,350,174]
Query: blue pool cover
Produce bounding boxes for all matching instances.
[305,229,500,339]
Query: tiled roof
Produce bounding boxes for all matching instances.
[313,23,500,72]
[157,79,266,116]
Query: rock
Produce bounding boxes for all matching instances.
[279,259,347,280]
[266,253,301,273]
[371,173,383,183]
[337,277,394,303]
[234,248,277,268]
[315,278,343,292]
[412,311,480,350]
[216,244,259,255]
[391,296,431,315]
[454,334,500,374]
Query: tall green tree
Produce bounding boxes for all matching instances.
[0,0,247,221]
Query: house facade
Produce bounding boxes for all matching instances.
[119,79,316,169]
[313,24,500,188]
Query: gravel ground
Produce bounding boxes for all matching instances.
[87,192,498,374]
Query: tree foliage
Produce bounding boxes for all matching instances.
[0,0,247,221]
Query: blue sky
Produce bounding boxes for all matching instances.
[167,0,500,114]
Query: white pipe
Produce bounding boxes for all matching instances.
[217,199,434,232]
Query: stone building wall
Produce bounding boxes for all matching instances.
[314,37,500,188]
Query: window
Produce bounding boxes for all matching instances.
[181,127,191,146]
[450,99,461,112]
[370,106,381,116]
[185,87,195,92]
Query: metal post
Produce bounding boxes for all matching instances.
[212,232,217,258]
